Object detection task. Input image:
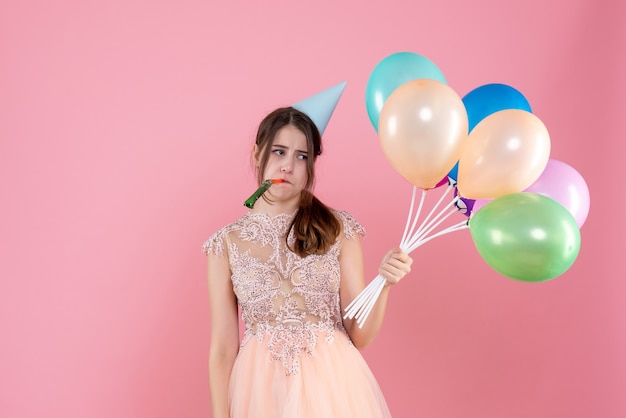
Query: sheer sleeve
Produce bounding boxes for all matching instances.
[333,210,366,240]
[201,227,229,256]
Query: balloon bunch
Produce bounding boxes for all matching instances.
[453,83,588,282]
[344,52,589,328]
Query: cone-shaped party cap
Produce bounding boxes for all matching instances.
[292,81,346,135]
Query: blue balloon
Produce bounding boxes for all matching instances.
[447,83,532,181]
[448,163,459,181]
[463,83,532,132]
[365,52,447,132]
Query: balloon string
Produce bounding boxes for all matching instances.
[344,276,380,318]
[399,186,417,247]
[343,184,467,327]
[406,209,455,250]
[405,185,453,247]
[344,280,374,316]
[355,279,382,322]
[344,273,388,320]
[356,276,387,328]
[400,187,426,251]
[407,217,468,252]
[353,209,464,324]
[405,196,458,250]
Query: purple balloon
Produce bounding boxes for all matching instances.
[523,159,590,227]
[454,194,475,216]
[453,185,491,217]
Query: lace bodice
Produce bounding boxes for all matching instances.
[203,210,365,375]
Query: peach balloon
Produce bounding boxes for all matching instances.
[378,79,468,189]
[456,109,551,200]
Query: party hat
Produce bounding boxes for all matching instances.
[292,81,347,135]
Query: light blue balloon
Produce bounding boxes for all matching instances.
[365,52,447,132]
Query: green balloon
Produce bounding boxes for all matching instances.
[469,193,581,282]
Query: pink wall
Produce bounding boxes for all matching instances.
[1,0,624,417]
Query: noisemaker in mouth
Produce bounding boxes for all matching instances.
[243,179,285,208]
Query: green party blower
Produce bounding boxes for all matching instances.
[243,179,284,208]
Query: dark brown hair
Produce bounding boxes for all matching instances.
[255,107,341,257]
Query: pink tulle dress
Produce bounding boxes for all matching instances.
[203,210,392,418]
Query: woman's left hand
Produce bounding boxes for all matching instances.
[379,247,413,286]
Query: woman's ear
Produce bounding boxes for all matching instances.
[253,144,260,167]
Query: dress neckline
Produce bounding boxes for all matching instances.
[247,210,297,220]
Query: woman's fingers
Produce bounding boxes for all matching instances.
[379,249,413,284]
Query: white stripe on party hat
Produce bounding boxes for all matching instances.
[292,81,347,135]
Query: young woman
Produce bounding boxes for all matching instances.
[203,107,412,417]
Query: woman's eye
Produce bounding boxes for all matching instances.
[297,154,308,160]
[272,149,284,156]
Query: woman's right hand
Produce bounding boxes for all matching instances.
[378,247,413,286]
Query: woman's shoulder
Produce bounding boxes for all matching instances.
[331,208,366,239]
[201,213,250,256]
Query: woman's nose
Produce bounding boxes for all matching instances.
[281,161,292,172]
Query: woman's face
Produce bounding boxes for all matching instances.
[257,125,310,205]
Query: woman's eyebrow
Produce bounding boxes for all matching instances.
[272,144,308,154]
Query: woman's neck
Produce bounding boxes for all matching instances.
[251,197,299,216]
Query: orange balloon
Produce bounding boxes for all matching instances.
[456,109,551,199]
[378,79,468,189]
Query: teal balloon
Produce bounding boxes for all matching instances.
[365,52,447,132]
[469,193,581,282]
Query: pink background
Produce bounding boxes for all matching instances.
[1,0,624,417]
